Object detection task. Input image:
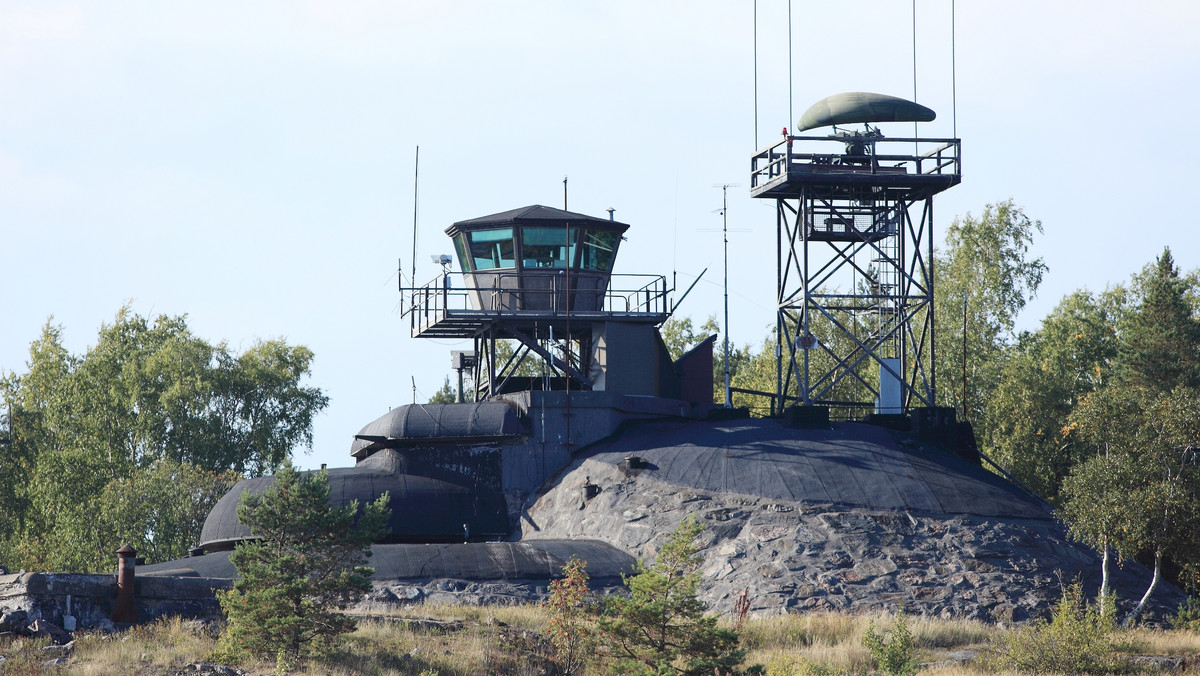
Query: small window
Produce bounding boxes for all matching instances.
[580,230,618,271]
[521,227,577,269]
[454,234,472,272]
[467,228,515,270]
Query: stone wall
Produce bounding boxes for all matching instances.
[0,570,230,633]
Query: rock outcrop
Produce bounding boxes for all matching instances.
[522,420,1187,622]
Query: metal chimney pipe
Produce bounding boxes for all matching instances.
[111,544,137,623]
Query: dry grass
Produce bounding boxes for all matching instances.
[4,605,1200,674]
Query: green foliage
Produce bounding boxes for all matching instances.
[216,461,391,666]
[935,200,1047,423]
[1170,596,1200,632]
[1061,383,1200,623]
[598,515,745,675]
[1118,248,1200,392]
[861,608,917,676]
[982,289,1121,499]
[987,582,1118,674]
[0,308,327,572]
[545,556,595,675]
[427,376,457,404]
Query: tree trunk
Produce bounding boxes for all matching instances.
[1123,550,1161,627]
[1099,541,1110,607]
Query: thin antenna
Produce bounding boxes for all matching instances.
[411,146,419,291]
[787,0,793,130]
[912,0,919,143]
[563,176,568,210]
[952,0,957,139]
[713,183,743,408]
[753,0,759,149]
[411,375,417,405]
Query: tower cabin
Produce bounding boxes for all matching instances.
[406,205,708,403]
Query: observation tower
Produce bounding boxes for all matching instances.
[404,205,679,401]
[750,92,961,418]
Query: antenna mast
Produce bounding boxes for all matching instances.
[411,146,419,291]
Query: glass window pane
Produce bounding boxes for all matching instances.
[581,230,618,271]
[454,234,472,272]
[467,228,515,269]
[521,227,576,269]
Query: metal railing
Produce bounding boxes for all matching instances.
[751,134,961,191]
[405,272,669,335]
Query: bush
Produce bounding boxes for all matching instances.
[987,582,1119,674]
[861,607,917,676]
[545,556,595,675]
[1170,596,1200,632]
[598,514,746,675]
[216,461,390,669]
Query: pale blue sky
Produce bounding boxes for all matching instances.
[3,1,1198,472]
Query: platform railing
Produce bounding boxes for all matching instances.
[750,134,961,191]
[404,272,669,334]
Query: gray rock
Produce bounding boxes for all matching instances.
[0,610,27,630]
[1126,655,1184,672]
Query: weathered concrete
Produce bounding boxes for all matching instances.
[0,570,230,632]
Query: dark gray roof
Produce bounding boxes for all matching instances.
[141,539,634,582]
[351,402,528,458]
[582,419,1050,520]
[445,205,629,236]
[797,92,936,132]
[199,450,508,550]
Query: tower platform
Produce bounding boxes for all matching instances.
[407,272,669,339]
[750,134,961,201]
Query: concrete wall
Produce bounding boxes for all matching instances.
[0,570,229,632]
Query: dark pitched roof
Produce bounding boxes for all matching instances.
[446,205,629,236]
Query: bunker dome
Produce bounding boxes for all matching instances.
[198,448,509,550]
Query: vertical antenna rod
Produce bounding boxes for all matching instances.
[411,146,419,291]
[787,0,793,130]
[753,0,759,149]
[721,185,732,408]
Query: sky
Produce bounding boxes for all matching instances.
[3,1,1199,473]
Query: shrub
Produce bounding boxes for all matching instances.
[545,556,595,675]
[215,461,391,669]
[861,607,917,676]
[987,581,1118,674]
[1171,596,1200,632]
[598,514,746,675]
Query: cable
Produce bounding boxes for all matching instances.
[787,0,793,130]
[952,0,957,139]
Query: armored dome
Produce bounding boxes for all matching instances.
[350,401,527,460]
[198,449,508,551]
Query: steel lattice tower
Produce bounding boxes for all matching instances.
[750,117,960,417]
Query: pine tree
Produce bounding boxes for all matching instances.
[216,461,391,666]
[598,515,744,675]
[1118,247,1200,391]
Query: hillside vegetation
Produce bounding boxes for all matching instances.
[2,604,1200,675]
